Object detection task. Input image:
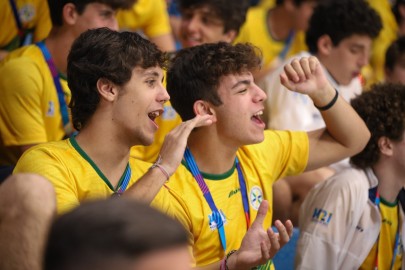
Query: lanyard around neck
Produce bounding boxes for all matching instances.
[9,0,33,46]
[36,41,71,135]
[184,147,250,251]
[374,190,402,270]
[112,164,132,196]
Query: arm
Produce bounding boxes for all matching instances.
[0,57,53,157]
[124,114,214,203]
[295,172,356,270]
[280,57,370,171]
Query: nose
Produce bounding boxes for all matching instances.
[253,84,267,103]
[109,17,119,31]
[158,85,170,104]
[185,15,200,33]
[358,51,369,68]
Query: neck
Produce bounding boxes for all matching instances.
[268,7,293,41]
[74,114,132,186]
[373,160,404,203]
[45,28,76,75]
[187,128,238,174]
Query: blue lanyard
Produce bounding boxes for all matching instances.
[36,41,71,135]
[112,164,132,196]
[279,30,295,60]
[374,190,402,270]
[184,147,250,251]
[9,0,32,46]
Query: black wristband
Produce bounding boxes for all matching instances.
[314,88,339,111]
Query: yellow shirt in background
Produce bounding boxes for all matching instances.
[0,0,51,50]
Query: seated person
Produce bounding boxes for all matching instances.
[296,83,405,269]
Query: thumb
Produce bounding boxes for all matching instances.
[251,200,269,228]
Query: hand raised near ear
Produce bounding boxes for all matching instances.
[158,114,215,176]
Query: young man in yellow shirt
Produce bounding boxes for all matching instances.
[153,42,371,269]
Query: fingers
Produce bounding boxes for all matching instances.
[266,227,281,259]
[251,200,269,228]
[273,219,292,247]
[282,57,319,83]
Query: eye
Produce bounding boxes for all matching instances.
[237,89,247,94]
[146,80,156,87]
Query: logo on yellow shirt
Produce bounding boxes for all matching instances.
[250,186,263,210]
[46,101,55,117]
[19,4,35,23]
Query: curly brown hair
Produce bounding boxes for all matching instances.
[166,42,262,121]
[350,83,405,169]
[68,28,167,130]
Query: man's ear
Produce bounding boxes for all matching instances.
[97,78,117,102]
[317,35,333,56]
[223,30,237,43]
[378,136,394,157]
[193,100,217,120]
[62,3,78,26]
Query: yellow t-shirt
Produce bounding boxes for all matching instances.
[360,199,403,270]
[0,0,51,50]
[117,0,171,38]
[14,137,163,214]
[0,44,71,166]
[154,130,309,268]
[234,6,307,70]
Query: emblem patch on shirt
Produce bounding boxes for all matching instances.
[19,4,36,23]
[249,186,263,211]
[46,101,55,117]
[208,210,226,231]
[311,207,333,225]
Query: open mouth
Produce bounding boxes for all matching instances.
[251,111,265,126]
[148,110,163,128]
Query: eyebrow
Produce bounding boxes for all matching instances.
[350,44,366,50]
[231,79,251,89]
[142,70,161,78]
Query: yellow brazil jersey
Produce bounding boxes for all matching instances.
[13,137,164,214]
[153,130,309,268]
[117,0,171,38]
[0,44,71,166]
[360,198,403,270]
[0,0,51,51]
[234,6,307,70]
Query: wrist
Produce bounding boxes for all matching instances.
[312,88,339,111]
[310,85,337,109]
[222,250,245,270]
[149,155,171,181]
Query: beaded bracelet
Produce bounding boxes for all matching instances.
[314,88,339,111]
[220,250,237,270]
[150,155,170,181]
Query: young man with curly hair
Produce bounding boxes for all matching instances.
[296,83,405,269]
[265,0,383,224]
[155,41,371,269]
[131,0,251,163]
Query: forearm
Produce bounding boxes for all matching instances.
[124,165,169,203]
[307,86,370,170]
